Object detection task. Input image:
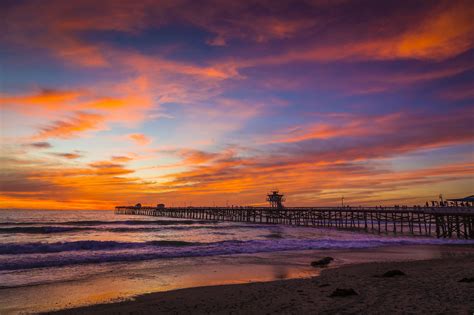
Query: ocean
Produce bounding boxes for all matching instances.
[1,209,473,314]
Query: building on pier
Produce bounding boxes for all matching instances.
[267,190,285,209]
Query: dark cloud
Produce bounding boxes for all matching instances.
[50,152,82,159]
[28,142,52,149]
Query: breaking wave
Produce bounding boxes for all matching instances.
[0,224,271,234]
[0,240,200,255]
[0,226,93,234]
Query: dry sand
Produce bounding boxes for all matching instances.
[50,256,474,315]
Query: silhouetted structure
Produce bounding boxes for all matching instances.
[115,193,474,239]
[446,195,474,207]
[267,190,285,209]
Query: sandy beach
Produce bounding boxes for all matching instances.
[50,254,474,314]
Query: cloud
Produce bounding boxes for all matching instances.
[158,146,473,206]
[2,0,473,209]
[1,84,156,141]
[127,133,151,146]
[438,82,474,101]
[88,160,135,175]
[121,51,240,81]
[35,112,104,140]
[267,112,405,143]
[203,1,474,78]
[3,0,473,69]
[156,107,474,201]
[0,89,81,108]
[263,107,474,153]
[28,142,52,149]
[111,156,133,163]
[0,156,149,209]
[179,149,219,165]
[50,152,82,159]
[1,86,151,112]
[2,0,151,67]
[267,109,474,164]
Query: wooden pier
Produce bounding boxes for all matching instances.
[115,205,474,239]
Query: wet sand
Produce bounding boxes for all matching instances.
[51,254,474,314]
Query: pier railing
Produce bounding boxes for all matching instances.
[115,206,474,239]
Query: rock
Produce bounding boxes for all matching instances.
[311,257,334,267]
[319,284,330,288]
[329,288,358,297]
[459,277,474,283]
[381,270,406,277]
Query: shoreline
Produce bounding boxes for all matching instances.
[48,252,474,314]
[3,241,473,314]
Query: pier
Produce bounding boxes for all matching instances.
[115,205,474,239]
[116,191,474,239]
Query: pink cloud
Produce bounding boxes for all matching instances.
[127,133,151,146]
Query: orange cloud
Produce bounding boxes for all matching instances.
[111,156,134,163]
[88,161,135,176]
[1,88,149,111]
[158,148,474,207]
[35,112,104,140]
[2,143,473,210]
[121,51,239,80]
[179,149,219,165]
[128,133,151,146]
[0,156,151,210]
[2,81,155,139]
[269,113,402,143]
[394,2,473,60]
[85,97,127,109]
[0,89,81,109]
[153,107,473,204]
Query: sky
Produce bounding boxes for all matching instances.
[0,0,473,210]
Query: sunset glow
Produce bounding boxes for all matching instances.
[1,0,473,209]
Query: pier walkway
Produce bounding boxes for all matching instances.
[115,206,474,239]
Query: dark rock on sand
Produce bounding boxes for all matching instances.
[311,257,334,267]
[381,270,406,277]
[459,277,474,283]
[329,288,358,297]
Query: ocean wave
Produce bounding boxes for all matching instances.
[105,225,269,233]
[0,219,219,226]
[0,240,199,255]
[0,237,471,271]
[0,226,93,234]
[0,224,271,234]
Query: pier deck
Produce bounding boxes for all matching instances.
[115,206,474,239]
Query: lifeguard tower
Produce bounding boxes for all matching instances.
[267,190,285,209]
